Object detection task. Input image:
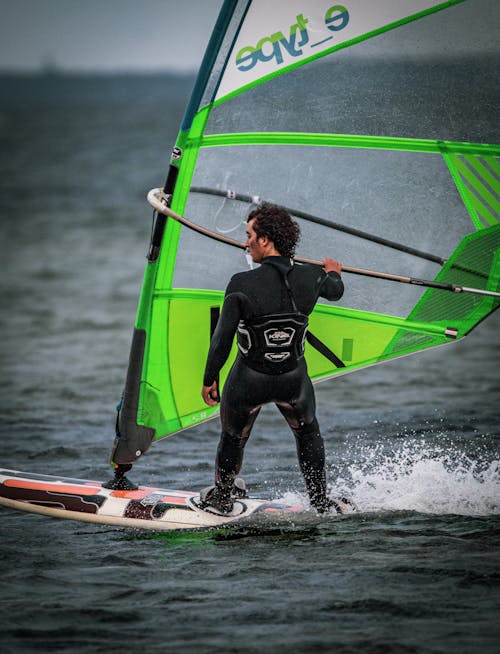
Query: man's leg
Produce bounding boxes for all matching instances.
[216,411,259,484]
[292,418,330,512]
[276,371,332,512]
[201,362,260,513]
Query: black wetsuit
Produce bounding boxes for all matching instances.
[203,256,344,509]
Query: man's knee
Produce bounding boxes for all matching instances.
[293,417,320,440]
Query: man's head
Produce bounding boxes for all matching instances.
[245,203,300,262]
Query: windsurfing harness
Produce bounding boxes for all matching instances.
[236,261,309,373]
[237,311,308,373]
[203,256,344,383]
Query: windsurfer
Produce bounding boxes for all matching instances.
[200,203,344,514]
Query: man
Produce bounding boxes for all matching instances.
[200,202,344,515]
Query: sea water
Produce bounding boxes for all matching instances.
[0,74,499,654]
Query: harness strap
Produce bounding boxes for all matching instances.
[282,262,299,313]
[306,331,346,368]
[281,261,345,369]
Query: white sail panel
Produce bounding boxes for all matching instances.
[216,0,450,101]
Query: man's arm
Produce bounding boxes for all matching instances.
[201,291,242,405]
[320,258,344,301]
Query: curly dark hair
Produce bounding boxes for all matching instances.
[247,203,301,258]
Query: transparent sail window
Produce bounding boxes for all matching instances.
[171,144,474,318]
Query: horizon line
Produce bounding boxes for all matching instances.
[0,66,198,77]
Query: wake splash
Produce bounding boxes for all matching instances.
[332,439,500,517]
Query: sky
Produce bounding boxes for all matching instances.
[0,0,225,73]
[1,0,498,75]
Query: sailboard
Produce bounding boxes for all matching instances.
[1,2,499,532]
[0,469,354,530]
[111,0,499,467]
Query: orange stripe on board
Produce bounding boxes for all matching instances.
[5,479,101,495]
[110,488,155,499]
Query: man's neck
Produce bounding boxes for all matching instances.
[261,244,281,258]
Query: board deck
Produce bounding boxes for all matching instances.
[0,469,354,531]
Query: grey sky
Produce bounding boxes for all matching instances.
[0,0,224,73]
[1,0,498,74]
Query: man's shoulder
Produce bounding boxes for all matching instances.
[292,261,323,278]
[229,267,263,284]
[227,268,257,294]
[228,269,249,285]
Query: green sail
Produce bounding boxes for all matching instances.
[112,0,499,464]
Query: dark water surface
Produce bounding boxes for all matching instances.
[0,76,499,654]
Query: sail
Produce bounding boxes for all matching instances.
[113,0,499,464]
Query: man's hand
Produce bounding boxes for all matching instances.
[324,258,342,275]
[202,382,219,406]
